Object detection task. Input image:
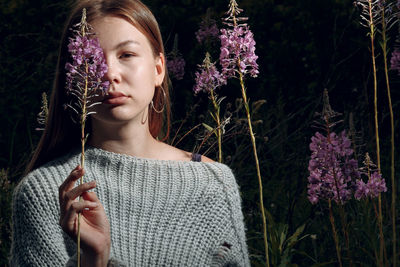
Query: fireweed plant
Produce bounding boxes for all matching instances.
[64,8,109,266]
[193,52,226,162]
[218,0,268,264]
[195,9,220,46]
[166,34,185,80]
[354,153,387,200]
[308,90,357,267]
[307,90,387,266]
[354,0,399,264]
[376,1,398,264]
[35,92,48,131]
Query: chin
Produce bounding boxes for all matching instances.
[92,107,147,125]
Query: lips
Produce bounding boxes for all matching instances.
[102,92,129,105]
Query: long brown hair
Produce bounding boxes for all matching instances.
[25,0,171,174]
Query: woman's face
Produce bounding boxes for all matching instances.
[90,15,165,125]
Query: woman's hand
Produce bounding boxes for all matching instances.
[59,165,110,267]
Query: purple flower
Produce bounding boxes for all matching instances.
[167,34,185,80]
[65,11,109,121]
[219,0,259,79]
[307,130,360,204]
[367,172,387,197]
[390,48,400,75]
[196,18,219,44]
[167,56,185,80]
[354,179,369,200]
[193,53,226,94]
[355,168,387,200]
[65,35,109,95]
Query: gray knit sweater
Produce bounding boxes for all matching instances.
[11,147,250,266]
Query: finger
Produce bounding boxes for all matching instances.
[60,200,99,234]
[81,191,100,203]
[60,181,96,214]
[64,181,96,203]
[59,166,84,200]
[59,165,84,192]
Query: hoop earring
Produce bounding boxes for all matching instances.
[141,107,148,124]
[150,85,166,114]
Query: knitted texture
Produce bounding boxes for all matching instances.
[11,147,250,266]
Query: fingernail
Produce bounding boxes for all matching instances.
[89,180,96,186]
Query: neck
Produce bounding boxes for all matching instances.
[88,116,159,158]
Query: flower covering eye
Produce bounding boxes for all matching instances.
[65,9,109,122]
[66,36,109,94]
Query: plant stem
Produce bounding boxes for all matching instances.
[372,200,384,267]
[324,115,353,267]
[238,71,269,266]
[338,205,352,266]
[230,2,268,264]
[329,200,342,267]
[367,1,385,264]
[380,6,396,266]
[77,59,89,267]
[209,89,222,162]
[325,119,352,266]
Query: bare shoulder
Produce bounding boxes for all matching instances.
[200,155,214,163]
[156,142,214,162]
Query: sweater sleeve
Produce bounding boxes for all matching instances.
[211,165,251,267]
[10,172,74,266]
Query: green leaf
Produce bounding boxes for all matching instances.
[202,123,214,133]
[286,224,306,248]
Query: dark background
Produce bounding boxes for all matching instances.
[1,0,399,265]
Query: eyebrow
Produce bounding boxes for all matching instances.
[114,40,140,50]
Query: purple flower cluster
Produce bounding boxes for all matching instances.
[193,53,226,94]
[196,19,220,44]
[219,25,259,79]
[219,0,259,79]
[355,171,387,200]
[166,55,185,80]
[65,35,109,95]
[390,48,400,75]
[307,131,361,204]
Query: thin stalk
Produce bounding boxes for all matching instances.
[77,56,89,267]
[325,119,352,266]
[366,1,384,264]
[338,206,352,266]
[174,123,202,147]
[329,199,343,267]
[366,154,385,267]
[230,4,269,264]
[380,6,395,266]
[238,71,269,266]
[372,200,384,267]
[209,89,223,162]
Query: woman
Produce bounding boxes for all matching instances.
[11,0,250,266]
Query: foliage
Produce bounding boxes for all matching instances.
[0,170,14,266]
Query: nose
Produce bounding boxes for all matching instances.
[104,58,121,86]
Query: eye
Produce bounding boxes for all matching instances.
[119,52,135,59]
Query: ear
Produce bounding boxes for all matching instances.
[154,52,165,86]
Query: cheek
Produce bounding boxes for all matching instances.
[131,63,157,88]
